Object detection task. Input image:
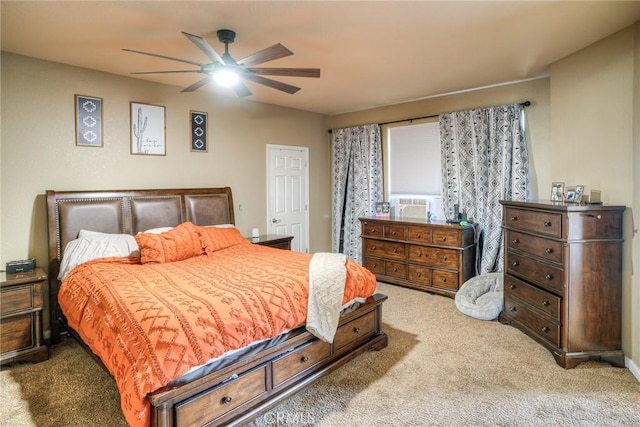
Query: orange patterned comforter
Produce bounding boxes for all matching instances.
[58,243,376,427]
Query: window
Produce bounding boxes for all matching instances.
[385,121,444,219]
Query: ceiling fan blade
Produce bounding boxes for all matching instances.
[123,48,203,67]
[182,31,224,64]
[248,68,320,78]
[131,70,201,75]
[237,43,293,67]
[234,81,253,98]
[242,74,301,94]
[181,76,213,92]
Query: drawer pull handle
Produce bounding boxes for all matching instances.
[509,284,516,290]
[372,245,376,250]
[222,396,233,405]
[300,356,309,363]
[509,306,517,312]
[512,239,519,244]
[393,267,398,273]
[541,326,550,333]
[372,264,377,268]
[441,237,447,241]
[542,300,550,306]
[417,272,422,278]
[417,251,422,257]
[441,277,447,282]
[545,274,553,280]
[392,231,397,235]
[353,327,361,334]
[511,216,518,221]
[416,233,422,238]
[393,248,398,253]
[512,261,519,267]
[443,256,448,261]
[545,248,553,254]
[543,221,552,227]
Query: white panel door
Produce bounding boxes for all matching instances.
[267,145,309,252]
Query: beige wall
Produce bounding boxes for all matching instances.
[328,25,639,373]
[1,52,332,331]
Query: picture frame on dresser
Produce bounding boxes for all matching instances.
[130,102,166,156]
[550,182,564,202]
[574,185,584,204]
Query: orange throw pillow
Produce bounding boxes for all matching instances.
[196,226,249,254]
[135,222,204,264]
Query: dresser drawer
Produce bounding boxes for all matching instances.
[432,229,460,247]
[272,339,331,387]
[334,310,375,351]
[432,270,459,291]
[408,245,458,269]
[175,365,268,426]
[363,239,405,260]
[361,221,383,238]
[408,265,432,284]
[363,257,385,275]
[504,207,562,238]
[383,224,406,240]
[506,252,563,295]
[504,275,560,320]
[507,230,563,264]
[385,261,407,279]
[407,226,431,244]
[504,296,560,347]
[0,314,34,353]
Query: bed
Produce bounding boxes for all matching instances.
[46,187,388,427]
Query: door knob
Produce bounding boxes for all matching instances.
[271,218,281,223]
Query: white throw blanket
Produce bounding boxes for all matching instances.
[306,252,347,343]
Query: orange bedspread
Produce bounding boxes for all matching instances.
[58,243,376,427]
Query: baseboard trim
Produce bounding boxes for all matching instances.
[625,355,640,383]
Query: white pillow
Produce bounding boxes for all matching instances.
[141,226,175,234]
[58,234,140,281]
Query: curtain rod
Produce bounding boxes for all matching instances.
[328,101,531,133]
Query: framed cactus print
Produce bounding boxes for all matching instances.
[130,102,165,155]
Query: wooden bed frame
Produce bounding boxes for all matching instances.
[46,187,388,426]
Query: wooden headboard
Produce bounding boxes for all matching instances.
[45,186,234,343]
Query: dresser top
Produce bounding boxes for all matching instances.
[360,215,474,229]
[500,200,626,212]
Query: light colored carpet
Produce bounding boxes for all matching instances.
[1,282,639,426]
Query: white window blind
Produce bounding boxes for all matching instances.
[388,122,441,195]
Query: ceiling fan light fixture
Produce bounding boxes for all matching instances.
[213,67,239,87]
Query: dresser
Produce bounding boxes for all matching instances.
[360,216,476,297]
[1,268,49,365]
[499,200,625,368]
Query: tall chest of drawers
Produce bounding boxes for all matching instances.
[360,216,476,297]
[499,200,625,368]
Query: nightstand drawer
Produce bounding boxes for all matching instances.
[0,314,34,353]
[1,285,37,314]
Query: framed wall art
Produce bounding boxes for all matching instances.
[75,95,103,147]
[190,110,208,152]
[130,102,165,155]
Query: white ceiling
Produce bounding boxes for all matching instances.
[2,1,640,115]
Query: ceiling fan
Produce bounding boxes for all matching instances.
[123,29,320,97]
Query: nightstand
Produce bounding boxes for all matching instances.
[249,234,294,250]
[1,267,49,365]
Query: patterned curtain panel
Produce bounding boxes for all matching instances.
[331,124,383,263]
[439,104,529,273]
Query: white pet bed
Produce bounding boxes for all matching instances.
[455,272,504,320]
